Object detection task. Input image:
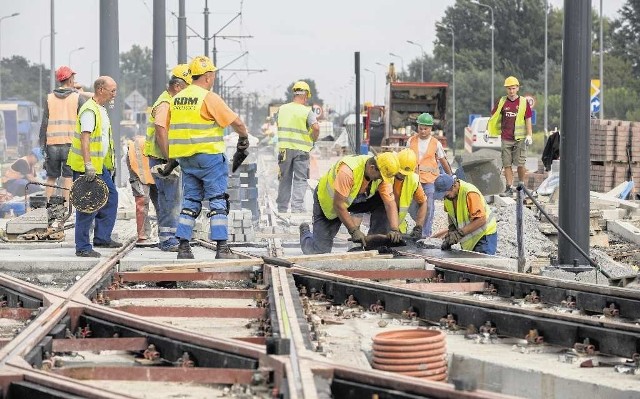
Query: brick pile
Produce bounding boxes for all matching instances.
[590,119,640,192]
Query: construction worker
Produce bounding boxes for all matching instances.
[166,55,249,260]
[144,64,191,252]
[2,148,45,196]
[67,76,121,258]
[406,113,452,238]
[487,76,533,197]
[39,66,90,203]
[299,152,402,254]
[276,81,320,213]
[432,174,497,255]
[127,135,158,246]
[395,149,428,238]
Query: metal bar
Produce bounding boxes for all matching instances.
[399,282,485,292]
[0,308,37,320]
[232,337,266,345]
[331,269,435,280]
[116,271,251,282]
[52,337,148,352]
[52,367,254,384]
[516,186,525,273]
[355,51,361,154]
[104,289,266,300]
[115,306,266,318]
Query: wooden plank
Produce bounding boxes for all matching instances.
[52,367,254,384]
[116,271,251,282]
[115,306,267,318]
[140,258,264,272]
[283,250,380,263]
[52,337,148,352]
[397,282,486,293]
[104,288,266,300]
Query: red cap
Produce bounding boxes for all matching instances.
[55,66,76,82]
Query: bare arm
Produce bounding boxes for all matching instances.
[460,215,486,236]
[383,198,400,231]
[526,118,533,137]
[310,122,320,142]
[416,200,427,229]
[230,117,248,138]
[333,192,359,233]
[155,124,169,160]
[439,157,453,175]
[80,131,92,165]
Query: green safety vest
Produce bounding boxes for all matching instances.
[443,180,497,251]
[317,155,381,220]
[169,85,225,158]
[487,96,527,140]
[277,102,313,152]
[67,98,115,172]
[397,172,420,234]
[144,90,172,159]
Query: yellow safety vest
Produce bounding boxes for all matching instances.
[443,180,497,251]
[397,172,420,233]
[317,155,381,220]
[408,135,440,184]
[144,90,172,159]
[487,96,527,139]
[168,85,224,158]
[67,98,115,172]
[128,136,154,185]
[45,91,79,145]
[277,102,313,152]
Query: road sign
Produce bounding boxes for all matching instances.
[124,90,148,113]
[312,104,323,120]
[531,110,537,125]
[591,97,601,114]
[590,79,601,99]
[524,94,536,109]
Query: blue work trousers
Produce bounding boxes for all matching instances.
[176,153,228,241]
[473,233,498,255]
[73,166,118,252]
[408,182,435,238]
[149,158,181,249]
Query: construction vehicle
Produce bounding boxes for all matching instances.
[0,100,40,159]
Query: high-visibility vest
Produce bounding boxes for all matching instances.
[45,91,79,145]
[144,90,172,159]
[168,85,225,158]
[443,180,497,251]
[408,135,440,184]
[67,98,115,172]
[1,157,32,183]
[277,102,313,152]
[317,155,381,220]
[128,136,155,185]
[397,172,420,233]
[487,96,527,139]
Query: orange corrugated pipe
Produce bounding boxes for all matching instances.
[372,329,447,382]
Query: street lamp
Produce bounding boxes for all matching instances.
[437,23,456,157]
[389,52,404,80]
[406,40,425,82]
[0,12,20,100]
[470,0,494,108]
[363,68,376,104]
[39,32,56,115]
[68,46,85,68]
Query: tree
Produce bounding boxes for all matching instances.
[0,56,49,104]
[610,0,640,77]
[119,45,153,103]
[283,79,323,106]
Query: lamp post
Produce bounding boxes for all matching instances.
[437,23,456,157]
[363,68,376,104]
[0,12,20,100]
[68,46,85,68]
[90,59,99,81]
[545,0,548,132]
[599,0,604,119]
[406,40,425,82]
[389,52,404,80]
[470,0,494,107]
[39,33,54,115]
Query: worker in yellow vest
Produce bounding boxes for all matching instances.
[432,174,498,255]
[126,135,158,246]
[394,149,427,238]
[299,152,401,254]
[275,81,320,213]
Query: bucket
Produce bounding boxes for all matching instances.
[360,143,370,155]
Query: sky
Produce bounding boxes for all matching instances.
[0,0,627,113]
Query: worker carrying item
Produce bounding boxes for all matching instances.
[432,174,497,255]
[166,55,249,260]
[1,148,45,196]
[275,80,320,213]
[394,149,428,238]
[298,152,402,254]
[127,135,158,246]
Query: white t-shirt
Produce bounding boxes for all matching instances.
[415,136,445,160]
[80,105,111,160]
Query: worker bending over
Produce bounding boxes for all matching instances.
[299,152,401,254]
[432,174,497,255]
[395,149,428,238]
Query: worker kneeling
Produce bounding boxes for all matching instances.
[299,152,402,254]
[432,174,498,255]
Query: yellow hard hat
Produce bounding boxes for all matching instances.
[171,64,192,85]
[504,76,520,87]
[189,56,217,76]
[375,152,400,184]
[292,81,311,98]
[396,148,417,176]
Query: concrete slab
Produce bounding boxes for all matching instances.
[607,220,640,245]
[0,246,102,271]
[493,195,516,207]
[118,246,260,272]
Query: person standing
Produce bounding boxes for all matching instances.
[487,76,533,197]
[1,148,44,196]
[127,135,158,246]
[144,64,191,252]
[166,56,249,260]
[432,174,498,255]
[67,76,121,258]
[39,66,90,203]
[276,81,320,213]
[406,113,452,238]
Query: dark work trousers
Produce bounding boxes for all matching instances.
[300,187,389,254]
[276,148,309,212]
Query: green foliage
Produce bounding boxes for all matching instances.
[119,45,153,103]
[602,87,639,120]
[0,56,50,104]
[610,0,640,76]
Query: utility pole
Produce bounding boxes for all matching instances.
[177,0,186,63]
[204,0,209,58]
[50,0,55,91]
[152,0,166,100]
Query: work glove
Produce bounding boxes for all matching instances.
[237,136,250,151]
[387,229,402,244]
[410,225,423,239]
[444,228,465,246]
[349,227,367,244]
[84,162,96,181]
[524,136,533,146]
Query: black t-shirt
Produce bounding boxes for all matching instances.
[10,159,31,176]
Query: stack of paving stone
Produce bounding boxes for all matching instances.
[228,163,259,220]
[227,209,255,242]
[589,119,640,192]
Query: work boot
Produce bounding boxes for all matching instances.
[177,240,194,259]
[299,222,311,242]
[216,244,241,259]
[499,186,514,197]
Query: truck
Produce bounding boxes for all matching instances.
[0,100,41,160]
[463,116,501,153]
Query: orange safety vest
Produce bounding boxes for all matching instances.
[1,157,33,183]
[408,135,440,184]
[127,136,154,185]
[45,91,80,145]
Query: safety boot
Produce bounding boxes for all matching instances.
[216,244,241,259]
[299,222,311,242]
[177,240,194,259]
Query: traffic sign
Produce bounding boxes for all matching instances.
[524,94,536,109]
[590,79,601,99]
[312,104,323,120]
[591,97,601,114]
